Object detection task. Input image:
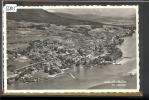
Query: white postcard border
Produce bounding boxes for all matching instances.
[3,5,140,94]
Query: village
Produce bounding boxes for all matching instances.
[7,22,135,86]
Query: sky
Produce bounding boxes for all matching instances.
[44,7,136,18]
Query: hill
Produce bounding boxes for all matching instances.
[76,14,136,25]
[53,12,136,26]
[7,9,102,25]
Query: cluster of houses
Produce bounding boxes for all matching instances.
[7,24,135,85]
[7,39,122,85]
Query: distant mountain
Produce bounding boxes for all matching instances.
[53,12,136,25]
[7,9,102,25]
[75,14,136,25]
[54,12,78,19]
[54,13,103,22]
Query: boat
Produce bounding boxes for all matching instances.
[47,71,64,78]
[123,57,132,59]
[112,62,122,65]
[112,60,122,65]
[61,68,70,71]
[128,69,137,76]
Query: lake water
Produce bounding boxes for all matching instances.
[8,33,137,90]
